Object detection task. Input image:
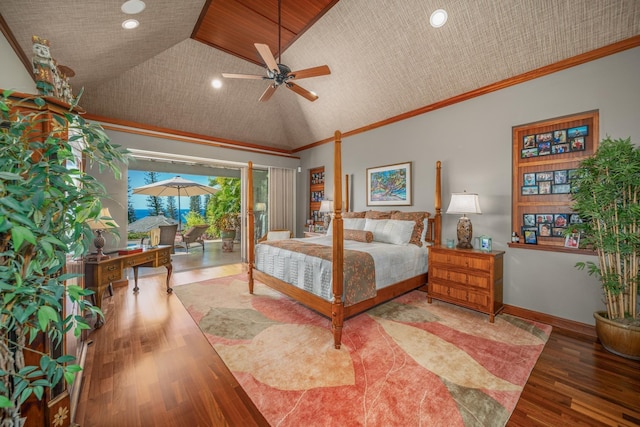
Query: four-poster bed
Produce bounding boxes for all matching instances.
[247,130,442,349]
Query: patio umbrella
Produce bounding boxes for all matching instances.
[133,176,218,231]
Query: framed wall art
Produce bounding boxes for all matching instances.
[366,161,412,206]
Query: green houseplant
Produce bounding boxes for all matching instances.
[0,90,128,424]
[208,177,240,246]
[570,136,640,359]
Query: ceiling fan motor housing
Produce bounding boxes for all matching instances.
[267,63,292,85]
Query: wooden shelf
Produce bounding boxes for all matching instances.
[507,242,596,255]
[309,166,325,225]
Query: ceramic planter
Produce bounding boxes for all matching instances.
[594,311,640,360]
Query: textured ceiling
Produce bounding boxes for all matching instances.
[1,0,639,152]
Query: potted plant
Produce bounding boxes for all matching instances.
[0,90,129,424]
[569,136,640,360]
[214,213,239,252]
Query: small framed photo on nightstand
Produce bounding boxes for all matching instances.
[479,235,492,251]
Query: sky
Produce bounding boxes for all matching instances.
[129,170,215,210]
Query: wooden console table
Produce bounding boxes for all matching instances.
[84,245,173,326]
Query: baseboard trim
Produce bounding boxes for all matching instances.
[70,339,91,425]
[503,304,597,338]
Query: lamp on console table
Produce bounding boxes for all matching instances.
[86,207,119,261]
[319,200,334,231]
[446,192,481,249]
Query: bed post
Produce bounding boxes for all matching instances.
[332,131,344,349]
[434,160,442,245]
[248,161,255,294]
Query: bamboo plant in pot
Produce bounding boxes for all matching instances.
[569,136,640,360]
[0,91,129,424]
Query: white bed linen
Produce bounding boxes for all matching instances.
[254,236,429,303]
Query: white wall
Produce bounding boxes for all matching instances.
[297,47,640,326]
[0,31,36,94]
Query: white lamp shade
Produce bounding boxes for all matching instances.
[87,207,119,230]
[446,193,482,215]
[319,200,334,213]
[255,202,266,212]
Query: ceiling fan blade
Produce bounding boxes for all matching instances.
[286,82,318,102]
[222,73,265,80]
[259,84,278,102]
[254,43,279,74]
[288,65,331,80]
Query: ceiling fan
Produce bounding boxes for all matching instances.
[221,0,330,102]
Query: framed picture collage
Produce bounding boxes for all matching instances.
[522,212,581,242]
[520,125,587,159]
[511,110,599,252]
[521,168,579,196]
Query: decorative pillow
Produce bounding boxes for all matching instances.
[344,229,373,243]
[364,210,395,219]
[391,211,430,247]
[326,218,366,235]
[266,230,291,241]
[364,219,415,245]
[420,217,430,243]
[343,211,366,218]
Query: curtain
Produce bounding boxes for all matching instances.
[268,167,294,232]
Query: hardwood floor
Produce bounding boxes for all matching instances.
[74,261,640,426]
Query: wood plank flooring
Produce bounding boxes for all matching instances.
[74,262,640,426]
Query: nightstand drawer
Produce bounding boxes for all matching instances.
[430,252,490,271]
[430,266,490,290]
[430,281,490,306]
[430,282,468,301]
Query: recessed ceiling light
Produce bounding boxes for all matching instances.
[122,19,139,29]
[211,79,222,89]
[121,0,146,14]
[430,9,448,28]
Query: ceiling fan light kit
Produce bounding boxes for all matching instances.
[222,1,330,102]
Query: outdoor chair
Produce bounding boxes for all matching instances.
[257,229,293,243]
[140,223,179,253]
[175,224,209,252]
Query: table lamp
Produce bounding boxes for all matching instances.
[319,200,334,231]
[87,207,119,261]
[446,192,481,249]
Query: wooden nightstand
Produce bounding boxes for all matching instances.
[427,245,504,322]
[303,231,326,238]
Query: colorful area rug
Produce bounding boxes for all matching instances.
[174,274,551,426]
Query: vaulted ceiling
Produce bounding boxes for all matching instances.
[1,1,639,153]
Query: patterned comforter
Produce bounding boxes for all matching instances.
[256,239,376,306]
[254,237,429,306]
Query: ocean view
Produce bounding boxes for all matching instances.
[131,208,204,224]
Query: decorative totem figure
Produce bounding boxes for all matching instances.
[32,35,59,97]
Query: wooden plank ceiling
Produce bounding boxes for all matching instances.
[192,0,338,65]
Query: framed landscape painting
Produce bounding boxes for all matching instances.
[366,161,412,206]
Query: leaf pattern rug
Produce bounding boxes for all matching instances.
[174,274,551,427]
